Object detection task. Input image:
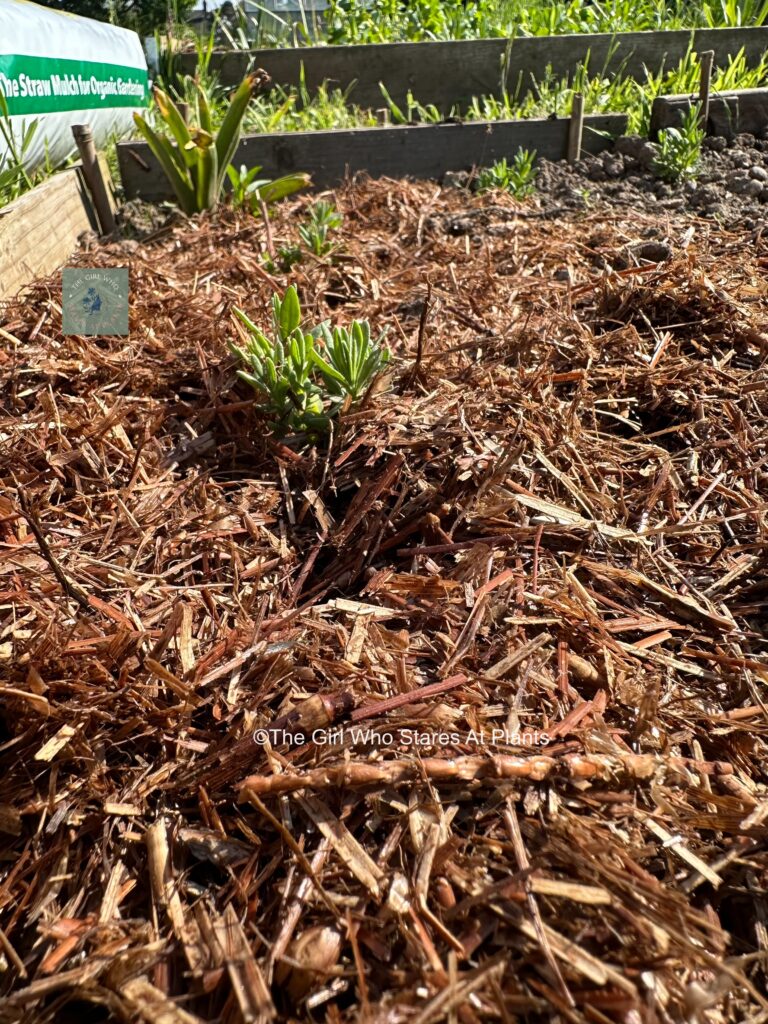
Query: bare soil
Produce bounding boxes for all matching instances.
[531,131,768,231]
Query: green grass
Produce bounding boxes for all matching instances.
[654,101,706,180]
[243,80,379,134]
[151,47,768,142]
[477,46,768,134]
[175,0,768,51]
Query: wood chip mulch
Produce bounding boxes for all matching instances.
[1,178,767,1024]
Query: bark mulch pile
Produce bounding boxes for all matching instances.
[0,179,767,1024]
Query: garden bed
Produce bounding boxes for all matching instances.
[118,113,627,199]
[177,26,768,111]
[0,177,766,1022]
[484,129,768,230]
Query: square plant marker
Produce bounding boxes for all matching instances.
[62,268,129,336]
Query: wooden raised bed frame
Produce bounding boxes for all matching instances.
[177,26,768,112]
[0,158,116,302]
[118,112,627,200]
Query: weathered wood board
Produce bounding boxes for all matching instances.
[0,157,117,302]
[177,27,768,112]
[0,169,97,301]
[118,112,627,200]
[650,87,768,139]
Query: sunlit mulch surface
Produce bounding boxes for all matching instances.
[1,180,767,1024]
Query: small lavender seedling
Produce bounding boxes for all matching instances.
[298,200,344,256]
[653,103,705,182]
[231,285,390,434]
[477,149,537,198]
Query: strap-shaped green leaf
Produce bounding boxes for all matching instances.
[215,74,258,187]
[195,79,214,136]
[279,285,301,340]
[256,172,311,205]
[311,348,346,386]
[153,86,196,170]
[196,142,219,213]
[133,113,196,216]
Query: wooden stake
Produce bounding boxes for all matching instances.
[71,124,116,235]
[698,50,715,132]
[567,92,584,163]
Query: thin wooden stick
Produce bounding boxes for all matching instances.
[698,50,715,132]
[350,673,468,722]
[71,124,116,235]
[415,282,432,374]
[504,801,574,1008]
[238,752,733,797]
[15,485,92,614]
[566,92,584,163]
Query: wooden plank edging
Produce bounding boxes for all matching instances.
[177,27,768,112]
[650,86,768,138]
[0,169,95,302]
[117,113,627,200]
[0,157,117,302]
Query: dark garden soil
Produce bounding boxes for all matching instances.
[530,131,768,231]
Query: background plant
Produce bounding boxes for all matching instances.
[226,162,310,213]
[477,149,537,197]
[49,0,768,48]
[244,68,379,135]
[134,74,261,214]
[35,0,196,35]
[298,200,343,256]
[703,0,768,26]
[0,94,38,208]
[134,73,309,215]
[379,83,447,124]
[165,48,767,142]
[231,286,389,434]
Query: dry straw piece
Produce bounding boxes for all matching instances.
[0,177,766,1022]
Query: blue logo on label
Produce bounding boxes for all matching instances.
[83,288,103,315]
[62,268,128,336]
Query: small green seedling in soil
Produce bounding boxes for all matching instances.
[654,103,705,182]
[231,286,326,433]
[231,285,390,434]
[477,149,537,198]
[314,318,391,402]
[298,200,344,256]
[264,244,303,273]
[226,162,310,213]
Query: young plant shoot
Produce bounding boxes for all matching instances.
[231,286,390,434]
[133,73,308,214]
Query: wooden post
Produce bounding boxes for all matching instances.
[178,101,190,125]
[567,92,584,163]
[71,124,116,236]
[698,50,715,132]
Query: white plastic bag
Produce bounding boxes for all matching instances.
[0,0,148,172]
